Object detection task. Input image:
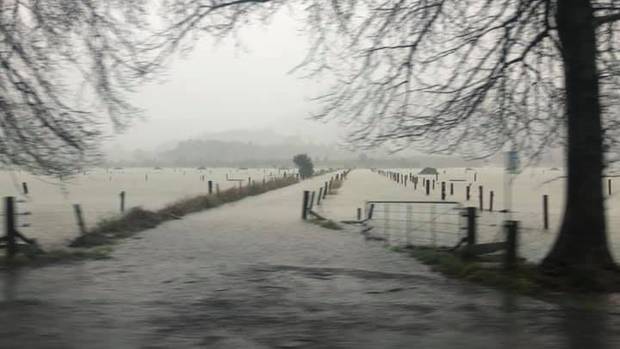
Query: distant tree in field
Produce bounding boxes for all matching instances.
[148,0,620,277]
[293,154,314,178]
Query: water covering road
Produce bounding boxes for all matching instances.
[0,170,619,348]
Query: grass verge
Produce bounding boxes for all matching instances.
[394,245,620,295]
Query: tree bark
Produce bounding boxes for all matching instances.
[542,0,616,272]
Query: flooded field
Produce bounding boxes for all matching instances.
[0,167,296,248]
[314,168,620,263]
[2,166,620,264]
[1,170,618,348]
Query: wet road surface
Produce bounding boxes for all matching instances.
[0,171,619,348]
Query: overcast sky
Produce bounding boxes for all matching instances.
[106,10,342,154]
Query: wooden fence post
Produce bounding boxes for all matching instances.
[4,196,17,259]
[120,191,126,213]
[73,204,87,235]
[543,195,549,230]
[208,180,213,195]
[465,207,477,246]
[323,182,328,198]
[317,188,323,205]
[466,185,470,201]
[450,182,454,196]
[309,191,316,210]
[302,191,310,220]
[478,186,483,211]
[504,220,519,270]
[489,191,494,212]
[609,179,612,196]
[22,182,29,195]
[357,208,362,221]
[441,182,446,200]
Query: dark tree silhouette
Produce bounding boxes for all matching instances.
[149,0,620,274]
[293,153,314,178]
[0,1,154,176]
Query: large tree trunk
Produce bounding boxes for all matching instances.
[541,0,616,272]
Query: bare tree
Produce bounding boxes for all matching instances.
[150,0,620,274]
[0,1,154,176]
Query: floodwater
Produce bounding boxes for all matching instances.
[0,167,294,248]
[0,170,619,348]
[316,168,620,262]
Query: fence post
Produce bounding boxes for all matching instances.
[465,207,477,246]
[450,183,454,196]
[323,182,328,198]
[543,195,549,230]
[73,204,87,235]
[309,191,316,210]
[489,191,494,212]
[120,191,126,213]
[441,182,446,200]
[302,191,310,220]
[609,179,612,196]
[22,182,29,195]
[504,220,519,270]
[208,180,213,195]
[4,196,17,259]
[368,203,375,220]
[466,185,470,201]
[317,188,323,205]
[426,180,430,196]
[357,208,362,221]
[478,186,483,211]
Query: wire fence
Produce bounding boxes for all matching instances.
[363,201,466,247]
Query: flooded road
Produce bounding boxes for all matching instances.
[0,170,619,348]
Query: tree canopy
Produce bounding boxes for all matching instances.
[152,0,619,159]
[0,1,153,175]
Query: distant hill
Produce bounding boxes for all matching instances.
[104,128,495,168]
[158,138,353,167]
[196,128,296,146]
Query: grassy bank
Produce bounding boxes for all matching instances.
[393,245,620,295]
[70,176,300,248]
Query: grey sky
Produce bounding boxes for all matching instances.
[106,10,341,154]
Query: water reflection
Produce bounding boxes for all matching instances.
[561,297,613,349]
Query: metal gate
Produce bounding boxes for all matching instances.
[363,200,464,247]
